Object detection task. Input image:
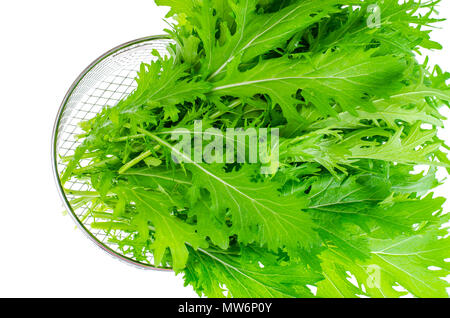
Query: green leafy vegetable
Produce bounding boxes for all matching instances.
[61,0,450,298]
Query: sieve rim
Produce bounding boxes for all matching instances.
[51,35,173,271]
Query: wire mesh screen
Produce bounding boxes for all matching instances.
[53,37,174,269]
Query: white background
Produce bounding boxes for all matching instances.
[0,0,448,298]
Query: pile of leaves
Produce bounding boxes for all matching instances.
[61,0,450,297]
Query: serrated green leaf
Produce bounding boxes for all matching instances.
[188,164,319,254]
[120,187,208,270]
[182,246,322,298]
[212,48,407,125]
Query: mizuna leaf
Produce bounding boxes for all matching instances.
[120,187,208,270]
[316,224,450,298]
[312,0,444,53]
[189,199,231,250]
[282,124,447,174]
[122,166,192,191]
[361,227,450,298]
[211,48,407,124]
[188,164,319,254]
[344,125,444,165]
[198,0,344,79]
[155,0,200,17]
[308,104,444,130]
[306,174,446,237]
[316,250,364,298]
[182,246,322,298]
[120,57,211,121]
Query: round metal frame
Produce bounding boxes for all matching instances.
[52,35,173,271]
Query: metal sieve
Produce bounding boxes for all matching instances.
[52,36,174,270]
